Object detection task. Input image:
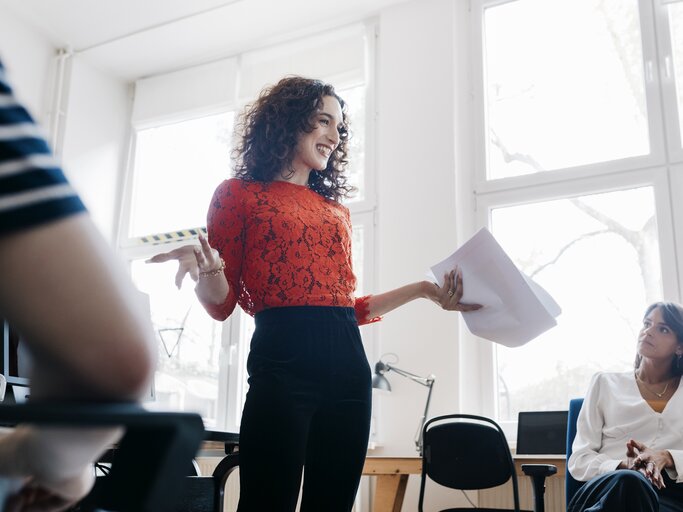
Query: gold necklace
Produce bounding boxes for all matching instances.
[635,372,672,398]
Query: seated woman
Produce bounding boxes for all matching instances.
[568,302,683,512]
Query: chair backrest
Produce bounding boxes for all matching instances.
[418,413,520,512]
[0,403,205,512]
[565,398,585,506]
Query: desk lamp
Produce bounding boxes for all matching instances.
[372,357,435,455]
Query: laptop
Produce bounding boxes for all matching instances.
[516,410,568,456]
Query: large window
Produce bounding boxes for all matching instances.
[483,0,649,178]
[120,111,235,429]
[472,0,683,428]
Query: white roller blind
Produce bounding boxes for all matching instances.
[238,24,366,102]
[132,57,238,127]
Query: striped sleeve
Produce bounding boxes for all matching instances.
[0,60,85,237]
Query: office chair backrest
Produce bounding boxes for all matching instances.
[419,414,521,511]
[565,398,585,506]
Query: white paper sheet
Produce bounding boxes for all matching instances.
[429,228,561,347]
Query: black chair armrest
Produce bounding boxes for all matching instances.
[521,463,557,478]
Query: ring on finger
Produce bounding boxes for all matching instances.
[447,289,455,297]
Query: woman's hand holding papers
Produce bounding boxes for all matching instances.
[426,267,482,312]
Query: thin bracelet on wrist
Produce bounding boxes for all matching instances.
[198,258,225,279]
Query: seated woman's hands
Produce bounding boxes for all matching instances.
[425,267,482,312]
[624,439,674,489]
[147,234,223,289]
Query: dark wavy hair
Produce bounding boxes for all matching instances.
[232,76,355,202]
[635,301,683,376]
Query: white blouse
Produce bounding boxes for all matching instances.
[568,371,683,483]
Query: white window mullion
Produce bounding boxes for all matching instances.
[652,0,683,162]
[639,0,669,164]
[669,162,683,297]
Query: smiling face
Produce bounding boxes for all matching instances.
[290,95,344,175]
[638,306,683,364]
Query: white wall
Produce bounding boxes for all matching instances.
[373,0,472,509]
[0,7,54,124]
[0,4,131,243]
[60,56,130,241]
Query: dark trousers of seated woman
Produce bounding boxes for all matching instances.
[569,469,683,512]
[236,306,372,512]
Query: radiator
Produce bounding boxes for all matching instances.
[478,476,565,512]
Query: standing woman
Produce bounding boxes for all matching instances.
[568,302,683,512]
[150,76,480,512]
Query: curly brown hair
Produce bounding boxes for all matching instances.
[232,76,356,202]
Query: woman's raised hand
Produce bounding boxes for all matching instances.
[146,234,222,289]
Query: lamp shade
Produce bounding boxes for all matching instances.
[371,373,391,391]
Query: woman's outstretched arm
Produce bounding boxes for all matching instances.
[362,268,482,319]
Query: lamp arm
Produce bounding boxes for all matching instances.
[376,361,435,454]
[414,378,435,454]
[385,364,432,387]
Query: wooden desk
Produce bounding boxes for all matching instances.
[362,457,422,512]
[363,456,565,512]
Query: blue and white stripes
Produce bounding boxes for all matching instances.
[0,61,85,236]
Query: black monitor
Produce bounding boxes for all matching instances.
[516,410,568,455]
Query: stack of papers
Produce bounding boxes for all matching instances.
[429,228,561,347]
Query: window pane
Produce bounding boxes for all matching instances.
[491,187,662,420]
[669,1,683,146]
[129,112,234,237]
[483,0,649,179]
[131,260,223,428]
[339,85,366,203]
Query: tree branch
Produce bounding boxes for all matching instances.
[529,229,609,278]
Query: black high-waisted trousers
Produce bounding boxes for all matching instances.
[236,306,372,512]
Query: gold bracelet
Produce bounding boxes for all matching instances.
[198,258,225,279]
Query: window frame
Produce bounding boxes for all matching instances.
[466,0,683,441]
[654,0,683,162]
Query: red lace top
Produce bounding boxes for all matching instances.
[201,178,381,325]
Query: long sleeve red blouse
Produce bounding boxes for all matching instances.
[201,178,380,325]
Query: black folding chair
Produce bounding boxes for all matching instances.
[418,413,556,512]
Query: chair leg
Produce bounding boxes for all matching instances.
[529,473,546,512]
[521,464,557,512]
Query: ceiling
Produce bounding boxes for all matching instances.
[3,0,410,81]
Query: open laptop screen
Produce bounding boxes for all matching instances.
[516,410,568,455]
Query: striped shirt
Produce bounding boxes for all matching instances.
[0,60,85,236]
